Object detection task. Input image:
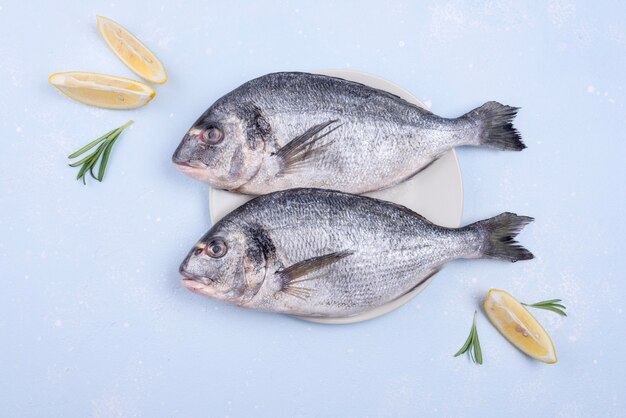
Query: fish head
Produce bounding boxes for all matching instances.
[172,104,267,190]
[179,222,268,306]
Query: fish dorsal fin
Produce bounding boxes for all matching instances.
[277,250,353,300]
[274,120,342,173]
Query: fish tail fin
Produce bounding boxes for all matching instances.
[469,212,534,262]
[465,101,525,151]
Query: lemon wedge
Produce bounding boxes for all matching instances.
[484,289,557,364]
[97,16,167,84]
[48,72,155,109]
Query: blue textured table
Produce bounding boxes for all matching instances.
[1,1,625,416]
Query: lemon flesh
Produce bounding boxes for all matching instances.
[48,72,155,109]
[484,289,558,364]
[97,16,167,84]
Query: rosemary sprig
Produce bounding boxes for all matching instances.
[68,120,133,184]
[522,299,567,316]
[454,310,483,365]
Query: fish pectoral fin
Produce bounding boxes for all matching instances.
[280,250,354,281]
[274,120,342,174]
[282,286,314,301]
[278,250,354,299]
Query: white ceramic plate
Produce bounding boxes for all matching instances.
[208,70,463,324]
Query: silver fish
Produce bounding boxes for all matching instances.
[179,188,533,319]
[172,72,525,195]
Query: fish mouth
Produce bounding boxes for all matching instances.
[173,159,191,167]
[181,278,217,297]
[173,160,211,181]
[173,158,208,169]
[180,267,216,296]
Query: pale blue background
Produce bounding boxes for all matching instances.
[1,0,625,417]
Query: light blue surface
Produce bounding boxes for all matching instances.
[1,1,625,416]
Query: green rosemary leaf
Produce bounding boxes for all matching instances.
[76,161,91,181]
[97,134,119,181]
[454,311,483,365]
[535,305,567,316]
[454,331,473,357]
[67,129,114,159]
[87,142,110,180]
[523,299,567,317]
[472,324,483,365]
[530,301,565,308]
[532,299,562,304]
[534,303,566,310]
[68,120,133,184]
[75,142,108,183]
[68,153,93,167]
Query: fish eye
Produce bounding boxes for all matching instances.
[199,127,223,145]
[205,239,227,258]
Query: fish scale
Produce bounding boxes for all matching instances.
[179,189,534,319]
[172,72,526,195]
